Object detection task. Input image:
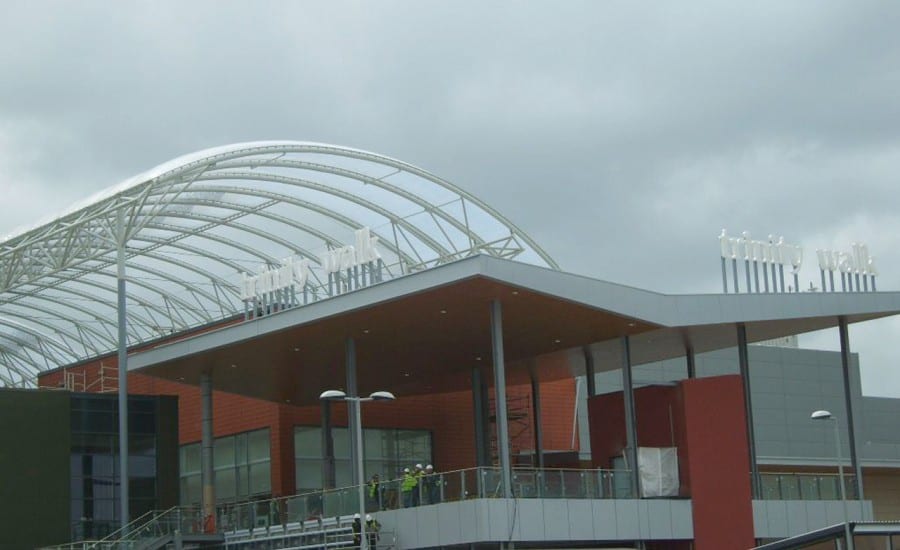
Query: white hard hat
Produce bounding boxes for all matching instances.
[415,463,423,469]
[403,467,410,473]
[426,464,434,471]
[366,514,372,521]
[354,513,360,519]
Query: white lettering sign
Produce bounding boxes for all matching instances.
[719,229,803,273]
[241,256,311,302]
[816,243,877,276]
[320,227,381,275]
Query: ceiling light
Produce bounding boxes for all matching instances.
[475,356,482,361]
[230,364,237,368]
[554,339,561,344]
[363,329,370,334]
[293,347,300,352]
[512,291,519,295]
[439,309,447,314]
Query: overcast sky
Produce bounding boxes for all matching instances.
[1,1,899,395]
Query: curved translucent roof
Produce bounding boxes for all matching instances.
[0,141,558,387]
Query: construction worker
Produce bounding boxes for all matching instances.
[401,467,417,508]
[366,514,380,549]
[367,473,381,511]
[413,463,424,506]
[423,464,440,504]
[352,513,362,547]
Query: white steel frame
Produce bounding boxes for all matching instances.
[0,141,558,386]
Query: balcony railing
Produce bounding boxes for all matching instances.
[760,472,858,501]
[217,467,632,532]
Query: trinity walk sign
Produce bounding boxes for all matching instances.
[718,229,878,294]
[239,227,384,319]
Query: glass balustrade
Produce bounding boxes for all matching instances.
[759,472,856,500]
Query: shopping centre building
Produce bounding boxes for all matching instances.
[2,142,900,549]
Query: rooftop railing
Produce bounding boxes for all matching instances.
[217,467,633,533]
[760,472,858,501]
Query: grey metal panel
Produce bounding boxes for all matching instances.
[613,500,641,539]
[669,499,694,539]
[415,505,440,548]
[765,500,789,537]
[591,500,618,540]
[514,499,545,541]
[566,500,594,540]
[458,499,478,544]
[487,499,511,542]
[394,508,418,549]
[752,500,770,537]
[785,500,810,536]
[804,500,827,529]
[436,501,462,546]
[644,500,674,539]
[542,499,570,540]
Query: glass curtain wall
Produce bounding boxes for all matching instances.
[294,426,431,493]
[69,396,159,540]
[179,428,271,505]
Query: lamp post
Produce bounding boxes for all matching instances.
[320,389,396,550]
[811,410,853,550]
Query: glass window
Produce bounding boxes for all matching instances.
[294,426,432,492]
[250,462,271,495]
[216,467,236,500]
[180,428,271,504]
[248,430,269,462]
[181,443,201,474]
[215,436,235,468]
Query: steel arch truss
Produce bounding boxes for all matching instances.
[0,141,558,386]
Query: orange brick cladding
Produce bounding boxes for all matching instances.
[39,363,577,498]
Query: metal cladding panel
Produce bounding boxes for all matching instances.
[645,500,675,538]
[541,499,570,540]
[457,499,478,544]
[613,500,641,539]
[670,500,695,539]
[436,501,462,546]
[515,500,546,540]
[415,505,439,548]
[591,500,619,540]
[785,500,811,535]
[487,499,512,541]
[566,500,594,540]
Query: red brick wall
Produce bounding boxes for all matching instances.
[587,376,755,550]
[38,363,577,499]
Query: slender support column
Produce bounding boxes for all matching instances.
[685,344,696,379]
[737,324,761,498]
[583,347,596,398]
[472,368,487,467]
[321,400,336,488]
[480,375,491,466]
[200,373,216,529]
[838,317,865,500]
[346,338,359,486]
[490,300,512,498]
[621,336,640,499]
[116,209,130,530]
[721,257,728,293]
[530,366,545,469]
[732,258,739,293]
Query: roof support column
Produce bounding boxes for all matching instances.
[346,337,360,486]
[737,323,761,498]
[490,300,512,498]
[583,346,596,398]
[530,364,544,469]
[200,372,216,531]
[321,400,336,488]
[685,344,696,379]
[116,208,130,531]
[839,317,865,500]
[472,367,488,467]
[621,336,640,499]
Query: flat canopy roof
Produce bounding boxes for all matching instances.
[130,255,900,405]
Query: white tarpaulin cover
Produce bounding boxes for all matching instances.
[638,447,680,497]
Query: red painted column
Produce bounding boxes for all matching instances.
[681,375,755,549]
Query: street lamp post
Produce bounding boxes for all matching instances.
[320,389,396,550]
[811,410,854,550]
